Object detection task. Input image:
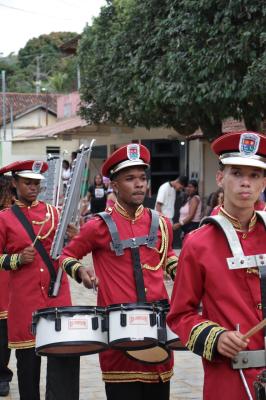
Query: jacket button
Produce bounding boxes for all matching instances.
[40,268,44,272]
[257,303,262,310]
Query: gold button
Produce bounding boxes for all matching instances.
[40,268,44,272]
[257,303,262,310]
[41,286,44,290]
[145,288,147,293]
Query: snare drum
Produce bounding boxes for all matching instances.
[166,324,187,350]
[107,303,158,350]
[32,306,108,356]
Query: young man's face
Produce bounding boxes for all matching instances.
[216,164,266,213]
[112,166,148,208]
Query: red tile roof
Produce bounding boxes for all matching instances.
[0,93,59,125]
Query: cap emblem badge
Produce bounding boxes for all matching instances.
[127,144,140,161]
[32,161,43,174]
[239,133,260,157]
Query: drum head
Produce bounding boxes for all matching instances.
[126,345,170,364]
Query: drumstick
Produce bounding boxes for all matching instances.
[242,319,266,340]
[32,213,50,247]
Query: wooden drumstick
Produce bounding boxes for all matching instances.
[242,318,266,340]
[32,213,50,247]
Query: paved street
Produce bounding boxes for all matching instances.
[4,276,204,400]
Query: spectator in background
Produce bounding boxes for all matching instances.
[62,159,71,194]
[87,174,107,215]
[155,176,188,222]
[173,179,202,237]
[70,151,78,170]
[106,181,117,209]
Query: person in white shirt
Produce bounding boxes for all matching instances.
[155,176,188,220]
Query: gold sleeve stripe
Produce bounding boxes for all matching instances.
[187,321,226,361]
[0,311,8,319]
[0,254,20,270]
[203,326,225,361]
[61,257,83,282]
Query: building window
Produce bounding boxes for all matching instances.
[46,146,60,157]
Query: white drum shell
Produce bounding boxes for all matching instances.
[35,312,108,355]
[166,324,186,350]
[108,308,158,349]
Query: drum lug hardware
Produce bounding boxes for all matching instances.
[120,313,127,327]
[150,313,157,327]
[101,317,108,332]
[55,308,61,332]
[92,317,99,330]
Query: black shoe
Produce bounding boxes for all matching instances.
[0,381,10,396]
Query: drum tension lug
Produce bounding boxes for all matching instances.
[150,313,157,327]
[92,316,99,330]
[55,309,61,332]
[120,313,127,327]
[101,317,108,332]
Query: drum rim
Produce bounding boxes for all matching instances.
[109,337,158,351]
[107,299,169,312]
[35,340,109,357]
[33,305,106,317]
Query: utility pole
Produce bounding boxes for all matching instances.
[35,55,42,94]
[2,70,6,141]
[36,55,43,127]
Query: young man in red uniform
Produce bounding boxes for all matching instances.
[0,160,79,400]
[167,131,266,399]
[60,144,178,400]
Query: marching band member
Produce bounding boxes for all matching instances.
[0,176,15,396]
[59,144,178,400]
[0,160,79,400]
[168,131,266,399]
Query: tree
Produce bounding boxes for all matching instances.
[6,32,78,93]
[79,0,266,141]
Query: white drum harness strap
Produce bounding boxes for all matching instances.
[201,212,266,370]
[97,209,159,303]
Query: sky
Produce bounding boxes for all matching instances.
[0,0,107,56]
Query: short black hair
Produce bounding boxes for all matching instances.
[177,176,188,186]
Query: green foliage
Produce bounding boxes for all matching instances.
[2,32,78,93]
[79,0,266,140]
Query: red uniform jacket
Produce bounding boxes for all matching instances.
[0,270,9,319]
[167,215,266,399]
[60,205,178,383]
[0,201,71,349]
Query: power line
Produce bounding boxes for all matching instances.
[0,2,74,20]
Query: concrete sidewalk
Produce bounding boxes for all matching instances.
[4,277,204,399]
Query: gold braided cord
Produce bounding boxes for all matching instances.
[142,216,168,271]
[32,203,51,224]
[36,204,55,240]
